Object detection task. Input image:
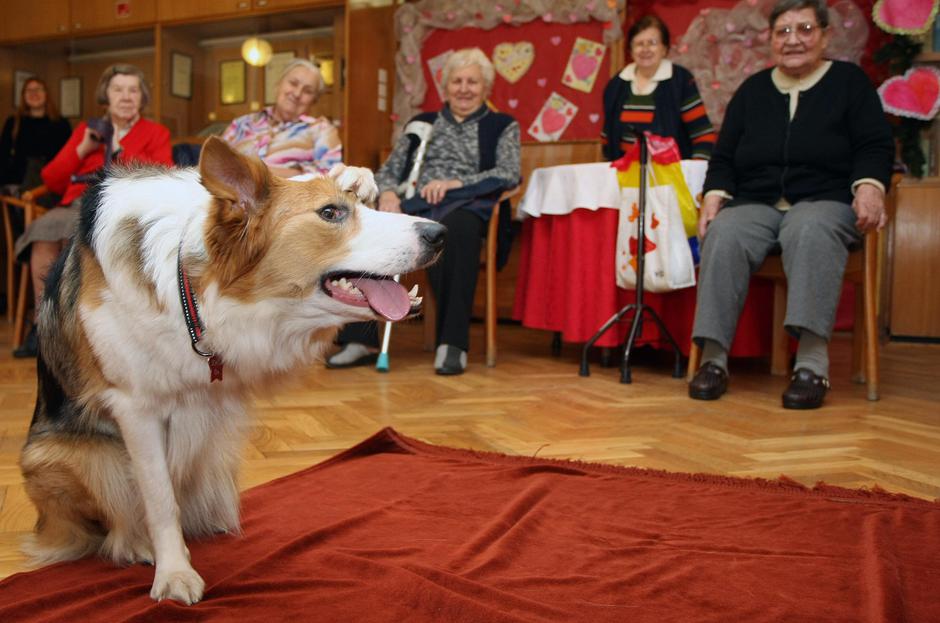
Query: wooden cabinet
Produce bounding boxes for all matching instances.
[888,177,940,339]
[0,0,70,42]
[156,0,252,23]
[71,0,156,34]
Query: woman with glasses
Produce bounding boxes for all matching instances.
[0,78,71,194]
[687,0,893,409]
[601,14,716,161]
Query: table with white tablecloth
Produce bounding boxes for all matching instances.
[511,161,775,354]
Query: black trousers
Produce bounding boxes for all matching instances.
[337,208,486,352]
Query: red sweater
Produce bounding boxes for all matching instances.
[41,118,173,206]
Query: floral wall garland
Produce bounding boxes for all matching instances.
[392,0,624,139]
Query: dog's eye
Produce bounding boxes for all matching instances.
[317,204,348,222]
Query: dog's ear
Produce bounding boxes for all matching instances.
[199,136,270,214]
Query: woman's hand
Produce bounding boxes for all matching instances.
[852,183,887,232]
[76,126,102,160]
[697,193,724,239]
[377,191,402,213]
[420,178,462,205]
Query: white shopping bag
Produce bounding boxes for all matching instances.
[616,180,696,293]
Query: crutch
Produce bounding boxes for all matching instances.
[375,274,400,372]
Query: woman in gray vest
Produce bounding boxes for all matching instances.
[328,47,520,375]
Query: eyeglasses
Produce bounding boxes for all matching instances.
[772,22,820,40]
[631,39,662,49]
[24,86,45,94]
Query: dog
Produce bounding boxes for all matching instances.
[19,136,445,604]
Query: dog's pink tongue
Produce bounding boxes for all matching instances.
[356,278,411,321]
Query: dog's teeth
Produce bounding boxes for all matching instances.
[339,277,348,287]
[414,296,423,305]
[408,285,419,297]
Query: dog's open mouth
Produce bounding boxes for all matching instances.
[322,273,422,321]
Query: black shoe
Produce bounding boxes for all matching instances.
[688,362,728,400]
[435,345,466,376]
[13,326,38,359]
[782,368,830,410]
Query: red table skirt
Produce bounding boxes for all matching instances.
[512,209,775,355]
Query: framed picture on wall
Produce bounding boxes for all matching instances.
[14,70,35,108]
[171,52,193,99]
[60,77,82,118]
[220,60,246,105]
[264,51,296,104]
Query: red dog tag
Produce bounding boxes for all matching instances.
[208,355,224,382]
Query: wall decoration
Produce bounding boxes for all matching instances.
[425,49,453,102]
[171,52,193,99]
[528,91,578,141]
[13,70,34,108]
[878,65,940,120]
[59,77,82,118]
[264,51,297,104]
[670,0,868,128]
[220,60,246,105]
[493,41,535,83]
[873,0,938,35]
[561,37,605,93]
[393,0,624,140]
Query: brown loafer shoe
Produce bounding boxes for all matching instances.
[782,368,830,410]
[688,362,728,400]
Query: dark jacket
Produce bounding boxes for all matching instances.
[703,61,893,206]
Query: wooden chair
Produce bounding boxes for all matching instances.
[687,229,881,400]
[420,184,521,367]
[2,186,49,348]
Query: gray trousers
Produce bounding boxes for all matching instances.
[692,200,860,351]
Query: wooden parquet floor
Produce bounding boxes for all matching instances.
[1,319,938,579]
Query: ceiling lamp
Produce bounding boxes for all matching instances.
[241,37,273,67]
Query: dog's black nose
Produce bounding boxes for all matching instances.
[415,222,446,250]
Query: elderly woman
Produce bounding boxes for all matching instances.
[329,47,521,375]
[222,59,341,176]
[13,64,172,358]
[688,0,893,409]
[602,14,715,161]
[1,77,71,192]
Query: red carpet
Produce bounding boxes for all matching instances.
[1,428,938,622]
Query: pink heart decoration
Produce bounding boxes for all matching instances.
[572,53,598,80]
[508,99,519,109]
[550,36,562,45]
[537,78,547,87]
[873,0,937,34]
[568,12,578,22]
[541,108,566,134]
[588,113,600,123]
[878,66,940,120]
[543,12,553,22]
[406,55,415,64]
[586,1,596,10]
[502,14,512,23]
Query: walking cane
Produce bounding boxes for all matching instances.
[375,274,400,372]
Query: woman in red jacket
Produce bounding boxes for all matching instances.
[13,64,172,357]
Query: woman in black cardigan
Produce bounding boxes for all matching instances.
[688,0,893,410]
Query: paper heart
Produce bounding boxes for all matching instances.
[537,78,547,87]
[502,14,512,23]
[493,41,534,84]
[543,12,553,22]
[873,0,937,34]
[878,66,940,120]
[586,0,596,10]
[571,53,598,80]
[541,107,566,134]
[551,36,562,45]
[588,113,600,123]
[508,98,519,109]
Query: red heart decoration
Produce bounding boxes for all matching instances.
[571,53,598,80]
[873,0,937,34]
[541,108,566,134]
[879,66,940,120]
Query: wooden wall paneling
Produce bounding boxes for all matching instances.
[71,0,157,35]
[332,8,345,144]
[889,177,940,338]
[0,48,70,124]
[254,0,341,11]
[158,25,205,137]
[68,52,157,125]
[0,0,70,43]
[344,5,395,169]
[156,0,252,24]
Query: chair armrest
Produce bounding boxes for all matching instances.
[21,185,49,202]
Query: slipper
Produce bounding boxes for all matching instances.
[325,343,379,369]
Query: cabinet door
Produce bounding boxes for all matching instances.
[0,0,70,42]
[70,0,156,33]
[890,179,940,338]
[157,0,251,22]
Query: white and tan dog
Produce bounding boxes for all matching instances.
[19,137,444,604]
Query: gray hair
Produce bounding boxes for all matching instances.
[442,48,495,95]
[277,59,326,98]
[769,0,830,29]
[95,64,150,109]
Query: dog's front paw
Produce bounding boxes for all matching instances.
[328,164,378,204]
[151,566,205,605]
